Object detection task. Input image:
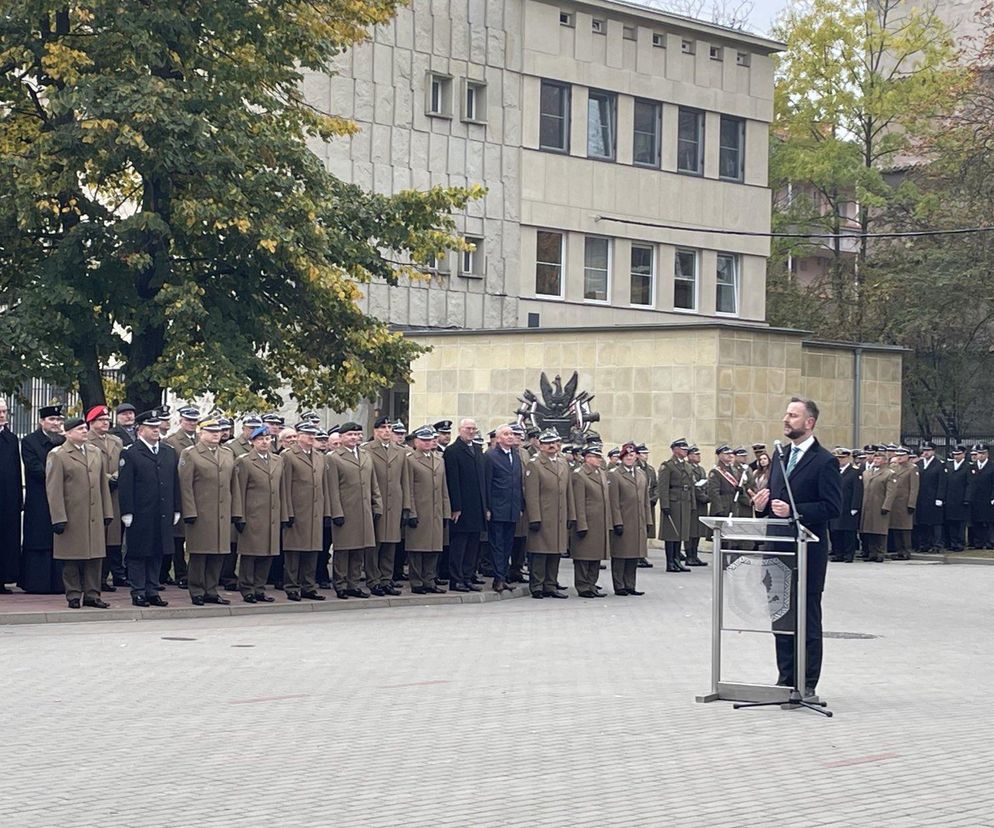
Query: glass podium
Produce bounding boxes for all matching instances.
[696,516,819,705]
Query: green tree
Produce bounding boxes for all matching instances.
[767,0,964,339]
[0,2,479,413]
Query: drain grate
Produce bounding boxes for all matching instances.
[161,636,197,641]
[231,644,255,648]
[824,631,878,639]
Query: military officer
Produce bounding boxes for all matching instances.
[509,424,530,584]
[326,422,382,599]
[914,441,947,552]
[658,438,693,573]
[571,445,617,597]
[732,448,758,519]
[524,429,574,599]
[885,447,919,560]
[402,426,451,594]
[636,443,657,567]
[391,420,407,446]
[0,397,21,593]
[178,416,236,605]
[859,448,895,562]
[685,445,709,566]
[364,416,404,596]
[232,426,288,602]
[749,443,767,471]
[118,409,180,607]
[109,403,137,446]
[608,442,651,595]
[969,445,994,549]
[263,413,284,440]
[525,427,540,456]
[85,405,127,590]
[433,420,453,452]
[46,417,114,608]
[163,405,199,588]
[944,446,971,551]
[230,415,263,458]
[829,448,863,562]
[280,422,328,601]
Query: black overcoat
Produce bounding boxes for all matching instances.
[915,457,947,526]
[20,428,65,550]
[968,461,994,523]
[118,440,181,559]
[944,460,972,521]
[830,464,863,532]
[444,438,486,534]
[0,427,23,582]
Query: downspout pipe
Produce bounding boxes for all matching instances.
[852,346,863,449]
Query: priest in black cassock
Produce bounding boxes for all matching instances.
[0,398,22,593]
[18,405,66,594]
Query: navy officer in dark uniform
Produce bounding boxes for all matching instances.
[117,408,181,607]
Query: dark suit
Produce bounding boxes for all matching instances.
[485,446,524,582]
[944,459,972,550]
[914,457,947,550]
[829,464,862,562]
[109,424,135,447]
[18,428,66,593]
[968,461,994,549]
[0,426,22,586]
[118,440,181,599]
[762,437,842,692]
[444,438,487,587]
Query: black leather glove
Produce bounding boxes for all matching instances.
[333,516,345,527]
[566,519,575,530]
[373,513,381,521]
[881,508,889,515]
[104,517,112,527]
[402,509,411,522]
[52,522,66,535]
[109,479,118,491]
[662,507,672,516]
[184,516,196,524]
[576,528,587,538]
[234,519,246,533]
[529,521,541,532]
[907,506,915,513]
[613,525,624,536]
[281,519,292,528]
[323,516,332,528]
[408,516,419,529]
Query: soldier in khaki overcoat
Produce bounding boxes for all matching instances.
[524,430,575,599]
[326,422,382,599]
[571,446,618,597]
[608,442,652,595]
[657,438,694,573]
[178,417,236,605]
[163,405,199,587]
[280,423,328,601]
[363,416,404,596]
[85,405,127,589]
[859,448,895,562]
[402,426,451,594]
[46,417,114,608]
[686,446,709,566]
[232,427,287,602]
[887,448,920,560]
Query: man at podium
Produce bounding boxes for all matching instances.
[753,397,842,696]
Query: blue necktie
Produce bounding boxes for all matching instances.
[786,446,800,475]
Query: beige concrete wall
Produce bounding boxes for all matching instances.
[408,326,903,458]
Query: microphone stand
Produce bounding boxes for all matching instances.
[732,439,831,717]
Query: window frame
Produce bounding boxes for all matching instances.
[632,98,662,169]
[462,80,488,124]
[715,252,740,316]
[582,236,612,304]
[539,79,571,154]
[676,107,705,176]
[629,243,656,307]
[586,89,618,162]
[535,229,566,299]
[718,115,745,182]
[673,248,698,312]
[461,236,485,278]
[426,72,453,118]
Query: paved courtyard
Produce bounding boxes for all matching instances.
[4,557,993,827]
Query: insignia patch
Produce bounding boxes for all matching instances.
[119,457,127,469]
[724,554,793,627]
[525,470,531,477]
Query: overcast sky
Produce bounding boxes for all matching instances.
[749,0,793,34]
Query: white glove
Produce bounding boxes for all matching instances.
[850,509,858,516]
[935,500,943,507]
[695,479,708,488]
[173,512,181,525]
[122,514,133,528]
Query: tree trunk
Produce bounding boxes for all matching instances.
[75,342,106,411]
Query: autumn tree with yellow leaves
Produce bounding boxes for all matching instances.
[0,2,480,412]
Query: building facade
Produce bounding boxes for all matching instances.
[306,0,783,330]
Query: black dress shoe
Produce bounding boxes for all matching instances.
[466,583,482,592]
[530,592,544,599]
[687,557,708,567]
[67,598,81,609]
[147,595,169,607]
[112,577,130,587]
[191,595,205,606]
[335,590,349,599]
[434,577,448,586]
[492,579,507,592]
[615,589,630,596]
[544,590,568,599]
[450,583,470,593]
[317,581,333,590]
[411,586,427,595]
[301,591,326,601]
[637,558,653,568]
[131,595,149,608]
[286,591,301,601]
[556,582,568,591]
[578,590,598,598]
[222,582,239,592]
[205,594,231,605]
[470,576,485,585]
[347,588,370,598]
[242,593,257,603]
[369,586,386,597]
[163,577,176,586]
[0,585,12,594]
[628,589,645,596]
[382,585,402,596]
[425,585,447,594]
[103,582,117,592]
[84,598,110,609]
[804,686,818,698]
[177,579,188,589]
[254,592,275,602]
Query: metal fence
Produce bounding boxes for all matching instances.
[902,434,994,454]
[4,370,123,438]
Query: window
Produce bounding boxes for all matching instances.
[462,237,484,277]
[630,245,654,306]
[652,32,665,47]
[559,11,574,26]
[633,99,661,168]
[539,80,570,153]
[716,253,739,314]
[719,116,745,181]
[677,108,704,174]
[583,237,610,302]
[587,90,617,161]
[681,38,695,54]
[623,25,637,40]
[736,51,751,67]
[536,230,565,297]
[427,73,452,117]
[463,81,487,123]
[674,249,697,310]
[423,253,448,273]
[709,45,723,61]
[592,18,605,34]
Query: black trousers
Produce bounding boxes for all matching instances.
[128,555,162,599]
[888,528,912,558]
[448,532,479,587]
[102,544,127,584]
[774,589,823,691]
[829,528,856,561]
[488,521,515,581]
[860,533,885,560]
[510,536,526,579]
[970,520,992,548]
[161,537,188,582]
[945,519,966,551]
[914,523,943,551]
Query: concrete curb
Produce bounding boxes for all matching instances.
[909,552,994,566]
[0,585,531,627]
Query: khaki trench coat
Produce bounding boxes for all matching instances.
[860,464,896,535]
[178,443,236,554]
[88,430,123,546]
[888,463,920,531]
[732,463,757,518]
[657,457,694,541]
[364,440,405,544]
[281,446,327,552]
[402,450,451,552]
[229,435,252,458]
[524,454,575,555]
[571,464,618,561]
[45,442,113,560]
[166,429,197,538]
[708,464,742,519]
[232,449,287,556]
[514,446,531,538]
[608,465,650,559]
[326,447,382,551]
[689,461,709,539]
